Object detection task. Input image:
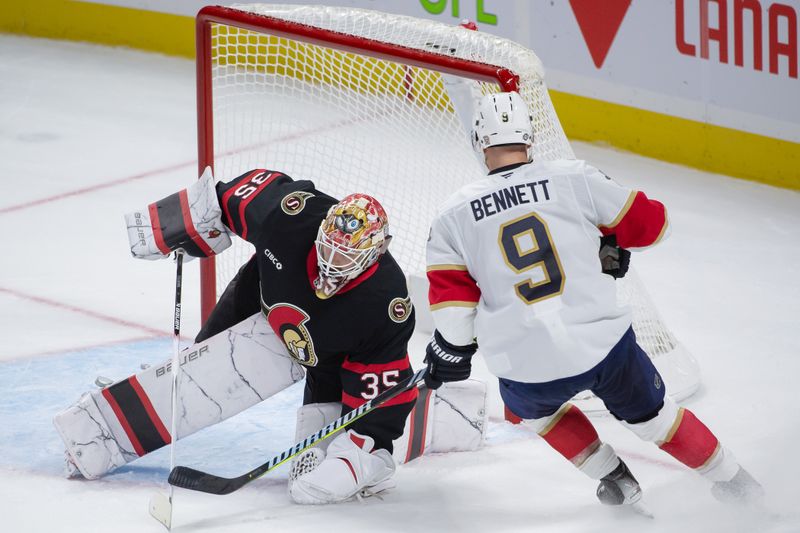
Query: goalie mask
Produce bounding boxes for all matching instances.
[314,193,391,299]
[471,91,534,166]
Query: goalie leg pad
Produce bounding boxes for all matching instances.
[291,382,488,471]
[393,379,487,464]
[54,312,304,479]
[53,392,132,480]
[288,402,341,494]
[294,402,342,453]
[290,430,396,505]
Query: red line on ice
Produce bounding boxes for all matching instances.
[0,115,372,216]
[0,286,169,337]
[0,161,194,215]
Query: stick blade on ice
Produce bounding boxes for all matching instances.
[149,491,172,530]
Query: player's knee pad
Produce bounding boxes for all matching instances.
[622,396,680,443]
[531,403,602,467]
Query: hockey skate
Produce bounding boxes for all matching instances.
[596,460,653,517]
[711,466,764,505]
[597,459,642,505]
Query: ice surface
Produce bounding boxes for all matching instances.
[1,34,798,532]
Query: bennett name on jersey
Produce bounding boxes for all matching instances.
[470,178,552,221]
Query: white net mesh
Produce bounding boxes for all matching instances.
[207,4,570,286]
[201,4,699,403]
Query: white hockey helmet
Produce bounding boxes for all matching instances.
[471,91,534,163]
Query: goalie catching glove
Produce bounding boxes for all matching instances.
[124,167,231,260]
[424,329,477,390]
[599,234,631,279]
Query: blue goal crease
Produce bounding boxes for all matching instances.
[0,338,302,482]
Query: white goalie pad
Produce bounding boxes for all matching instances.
[125,166,232,260]
[53,313,305,479]
[394,379,487,463]
[295,380,487,466]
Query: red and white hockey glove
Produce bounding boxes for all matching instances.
[124,167,231,260]
[424,330,477,390]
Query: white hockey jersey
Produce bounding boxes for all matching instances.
[426,159,669,383]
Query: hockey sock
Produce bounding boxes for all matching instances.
[658,408,720,469]
[536,403,606,470]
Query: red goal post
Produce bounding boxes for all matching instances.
[194,4,700,414]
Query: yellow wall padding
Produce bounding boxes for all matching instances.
[2,2,797,190]
[0,0,195,58]
[552,91,800,191]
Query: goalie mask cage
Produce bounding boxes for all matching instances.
[196,4,700,413]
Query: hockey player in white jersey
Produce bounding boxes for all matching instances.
[424,90,763,507]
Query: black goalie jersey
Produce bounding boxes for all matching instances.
[196,169,417,451]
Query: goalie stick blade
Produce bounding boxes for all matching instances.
[148,491,173,529]
[169,466,245,495]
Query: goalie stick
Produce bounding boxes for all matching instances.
[149,251,185,530]
[168,367,427,495]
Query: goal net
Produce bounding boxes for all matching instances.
[196,4,700,413]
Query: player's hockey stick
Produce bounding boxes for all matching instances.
[149,251,185,530]
[168,367,427,496]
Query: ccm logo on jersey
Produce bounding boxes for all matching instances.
[263,248,283,270]
[281,191,315,215]
[430,339,463,363]
[233,171,274,199]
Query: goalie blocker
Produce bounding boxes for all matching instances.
[124,167,232,260]
[54,313,487,480]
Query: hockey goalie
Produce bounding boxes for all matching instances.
[54,167,486,504]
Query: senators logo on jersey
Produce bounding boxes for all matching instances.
[388,296,413,323]
[280,191,315,215]
[262,301,318,366]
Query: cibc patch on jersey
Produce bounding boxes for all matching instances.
[388,296,413,323]
[281,191,315,215]
[262,300,318,366]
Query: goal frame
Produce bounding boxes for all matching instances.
[196,5,520,321]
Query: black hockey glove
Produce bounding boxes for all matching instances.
[599,234,631,279]
[424,329,477,390]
